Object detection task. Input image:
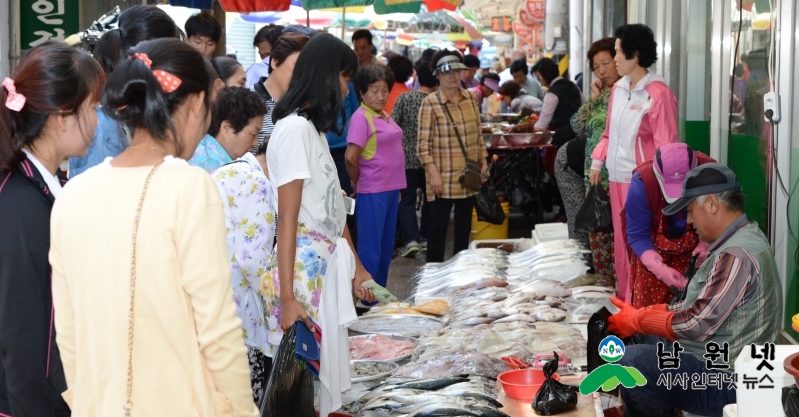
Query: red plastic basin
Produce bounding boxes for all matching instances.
[785,352,799,387]
[498,368,560,401]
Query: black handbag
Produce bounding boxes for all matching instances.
[442,102,482,192]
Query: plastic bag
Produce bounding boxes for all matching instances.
[784,385,799,417]
[475,182,506,225]
[259,324,315,417]
[574,185,613,234]
[532,351,579,415]
[587,307,613,374]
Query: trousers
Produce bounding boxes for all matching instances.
[426,196,474,263]
[610,180,631,301]
[356,190,400,287]
[619,335,736,417]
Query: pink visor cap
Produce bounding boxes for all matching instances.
[653,143,697,204]
[483,78,500,92]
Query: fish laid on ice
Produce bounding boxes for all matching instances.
[407,402,481,417]
[470,404,512,417]
[572,291,613,299]
[532,308,567,322]
[492,314,537,324]
[395,376,469,391]
[571,285,614,294]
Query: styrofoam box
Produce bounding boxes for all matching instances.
[734,344,799,417]
[532,222,569,243]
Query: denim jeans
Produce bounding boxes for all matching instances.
[619,335,736,417]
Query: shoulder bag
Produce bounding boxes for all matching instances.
[442,101,482,192]
[123,162,163,416]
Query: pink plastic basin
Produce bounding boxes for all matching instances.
[498,368,560,401]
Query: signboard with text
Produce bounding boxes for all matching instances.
[491,16,512,33]
[513,21,532,37]
[21,0,79,49]
[518,9,537,27]
[525,0,546,22]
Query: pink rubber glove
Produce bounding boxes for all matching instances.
[640,250,688,289]
[692,241,710,269]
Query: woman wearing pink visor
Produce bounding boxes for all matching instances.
[623,143,714,307]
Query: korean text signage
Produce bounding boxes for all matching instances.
[525,0,545,22]
[21,0,79,49]
[518,9,537,27]
[512,22,531,37]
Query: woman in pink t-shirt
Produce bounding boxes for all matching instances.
[345,64,407,300]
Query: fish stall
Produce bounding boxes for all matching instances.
[339,239,617,417]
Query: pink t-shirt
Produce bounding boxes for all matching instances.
[347,105,407,194]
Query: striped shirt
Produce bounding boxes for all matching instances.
[417,88,488,200]
[252,77,276,151]
[669,215,758,341]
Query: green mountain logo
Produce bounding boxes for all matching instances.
[579,336,647,395]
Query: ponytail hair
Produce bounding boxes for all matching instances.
[102,38,215,156]
[94,4,179,75]
[0,41,104,175]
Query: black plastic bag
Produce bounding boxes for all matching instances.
[259,324,314,417]
[574,185,613,234]
[587,307,614,374]
[532,352,579,415]
[784,385,799,417]
[475,182,506,225]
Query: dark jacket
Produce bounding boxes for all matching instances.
[0,157,70,417]
[547,78,583,148]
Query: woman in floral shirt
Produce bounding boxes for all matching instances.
[570,37,620,280]
[209,88,271,404]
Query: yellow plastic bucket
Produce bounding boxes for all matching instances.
[471,202,510,241]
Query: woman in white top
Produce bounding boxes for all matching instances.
[587,24,679,302]
[263,33,376,415]
[50,39,258,416]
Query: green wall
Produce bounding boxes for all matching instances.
[727,134,769,235]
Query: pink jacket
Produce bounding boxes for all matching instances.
[590,71,679,183]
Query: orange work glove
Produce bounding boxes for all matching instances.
[607,297,641,338]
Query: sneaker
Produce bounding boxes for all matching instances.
[420,239,428,251]
[402,241,420,258]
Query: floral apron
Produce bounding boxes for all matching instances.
[259,223,337,357]
[629,218,699,308]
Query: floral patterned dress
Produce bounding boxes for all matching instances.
[259,224,337,357]
[211,152,276,403]
[570,88,616,280]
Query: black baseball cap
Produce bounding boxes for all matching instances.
[662,163,741,216]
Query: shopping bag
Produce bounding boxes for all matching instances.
[475,181,506,225]
[259,324,315,417]
[574,185,613,234]
[532,351,579,415]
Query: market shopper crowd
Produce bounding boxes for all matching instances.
[0,5,784,417]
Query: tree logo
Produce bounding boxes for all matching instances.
[579,336,647,395]
[599,336,625,362]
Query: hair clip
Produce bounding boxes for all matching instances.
[3,77,25,112]
[132,53,182,94]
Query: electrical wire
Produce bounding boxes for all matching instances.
[728,0,743,169]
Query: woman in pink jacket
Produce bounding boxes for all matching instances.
[588,24,679,302]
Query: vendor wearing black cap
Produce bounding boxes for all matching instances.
[606,163,783,417]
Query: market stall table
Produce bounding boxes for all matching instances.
[498,373,600,417]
